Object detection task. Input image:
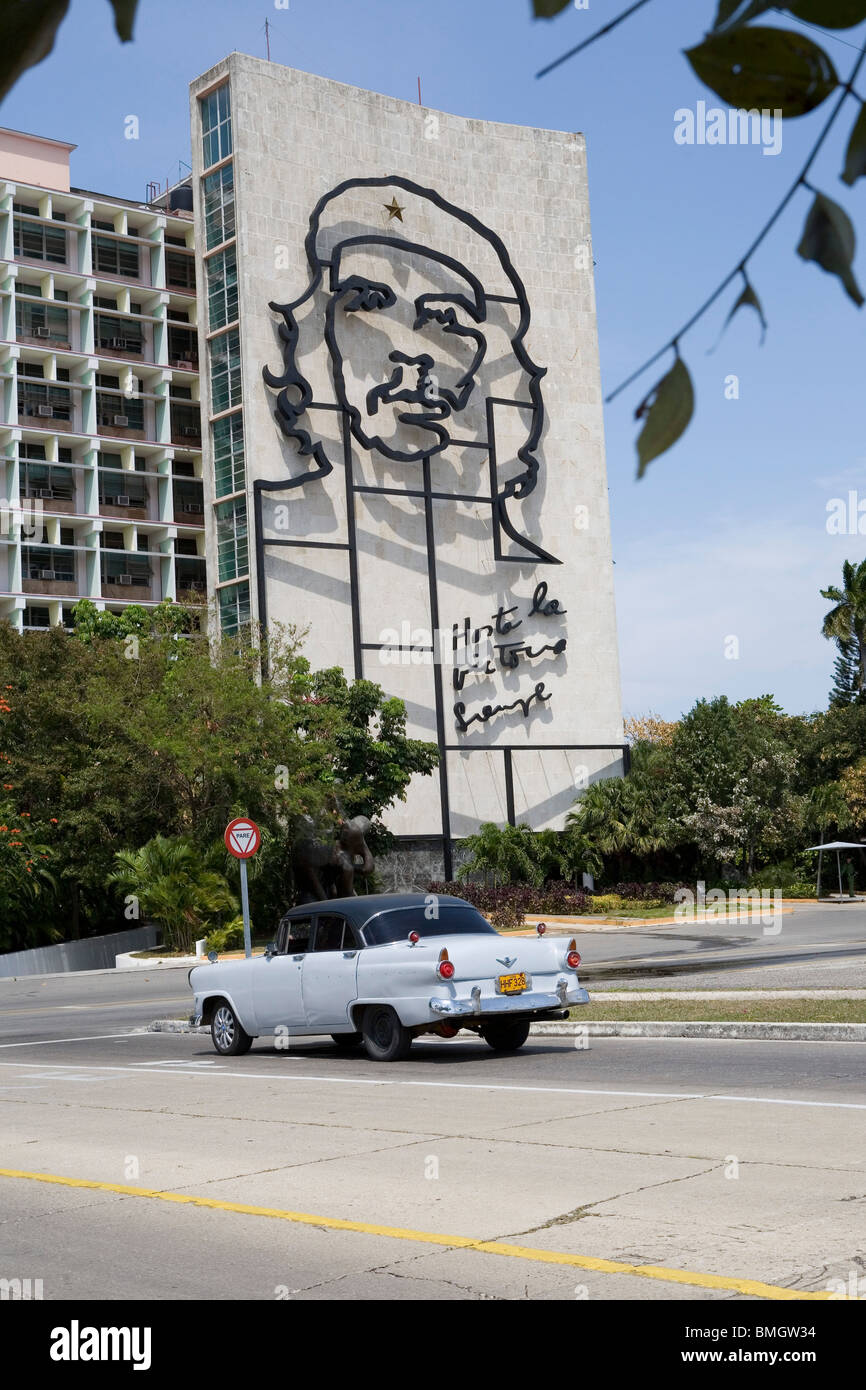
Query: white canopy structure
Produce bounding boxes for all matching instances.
[804,842,866,900]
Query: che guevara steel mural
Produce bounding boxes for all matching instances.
[259,174,567,743]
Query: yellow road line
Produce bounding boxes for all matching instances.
[0,1167,833,1300]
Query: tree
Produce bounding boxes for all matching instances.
[458,822,546,886]
[822,559,866,703]
[532,1,866,471]
[829,636,862,706]
[108,836,238,955]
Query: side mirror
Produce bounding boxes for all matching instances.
[264,941,278,960]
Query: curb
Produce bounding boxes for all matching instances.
[532,1021,866,1042]
[149,1018,866,1043]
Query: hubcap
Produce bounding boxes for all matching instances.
[214,1006,235,1050]
[371,1010,392,1048]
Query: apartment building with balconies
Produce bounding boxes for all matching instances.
[0,126,206,632]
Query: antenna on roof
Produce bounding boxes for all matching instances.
[265,17,271,61]
[417,76,422,106]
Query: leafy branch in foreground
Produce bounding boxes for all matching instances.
[0,1,138,103]
[533,1,866,473]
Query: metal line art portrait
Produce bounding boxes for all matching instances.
[255,174,610,876]
[261,174,559,568]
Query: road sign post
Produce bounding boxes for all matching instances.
[224,818,262,959]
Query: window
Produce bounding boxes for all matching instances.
[201,84,232,168]
[95,313,144,355]
[202,163,235,250]
[276,916,312,955]
[94,235,140,279]
[173,478,204,514]
[24,606,51,629]
[313,916,354,952]
[98,471,147,506]
[212,411,244,497]
[362,905,498,947]
[215,497,248,581]
[22,546,75,582]
[21,463,74,501]
[176,538,199,556]
[206,245,238,330]
[18,368,72,421]
[13,214,66,265]
[166,250,196,292]
[218,579,250,635]
[96,376,144,432]
[209,329,241,414]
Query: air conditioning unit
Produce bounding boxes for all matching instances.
[113,414,129,427]
[37,405,54,417]
[39,569,56,580]
[117,574,134,585]
[114,495,130,507]
[189,580,205,591]
[180,427,200,438]
[33,326,51,338]
[185,501,203,514]
[173,360,194,371]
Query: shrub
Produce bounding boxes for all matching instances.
[589,893,669,913]
[610,881,680,902]
[429,879,587,929]
[204,919,245,954]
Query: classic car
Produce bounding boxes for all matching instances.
[188,892,589,1062]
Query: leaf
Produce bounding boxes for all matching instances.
[108,0,138,40]
[788,1,866,28]
[713,280,768,349]
[712,1,779,31]
[532,0,572,15]
[685,27,838,118]
[634,358,694,478]
[841,104,866,186]
[0,0,70,103]
[796,191,865,308]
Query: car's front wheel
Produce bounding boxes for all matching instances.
[480,1018,531,1052]
[361,1006,412,1062]
[211,1002,253,1056]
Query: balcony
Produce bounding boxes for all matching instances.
[175,555,207,600]
[170,403,201,448]
[172,484,205,524]
[18,391,75,433]
[100,562,155,602]
[22,550,77,597]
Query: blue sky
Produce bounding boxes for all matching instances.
[4,0,864,720]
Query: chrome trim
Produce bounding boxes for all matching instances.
[429,987,589,1018]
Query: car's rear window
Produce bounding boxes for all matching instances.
[361,905,497,946]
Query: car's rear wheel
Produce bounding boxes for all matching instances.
[361,1006,412,1062]
[331,1031,363,1051]
[480,1018,531,1052]
[211,1002,253,1056]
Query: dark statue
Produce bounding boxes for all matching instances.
[292,814,375,904]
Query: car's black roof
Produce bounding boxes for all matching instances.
[282,892,474,929]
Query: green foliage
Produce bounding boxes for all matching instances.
[634,357,694,478]
[685,27,837,119]
[797,191,864,307]
[108,835,238,955]
[458,822,546,886]
[0,0,137,102]
[0,620,437,948]
[822,560,866,703]
[204,920,246,955]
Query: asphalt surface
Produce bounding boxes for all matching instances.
[1,902,864,1301]
[1,1021,864,1301]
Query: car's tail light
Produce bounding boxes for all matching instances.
[536,922,546,936]
[566,936,581,970]
[408,931,420,944]
[437,947,455,980]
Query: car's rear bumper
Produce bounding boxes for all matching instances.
[428,986,589,1018]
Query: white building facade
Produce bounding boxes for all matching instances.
[189,55,624,879]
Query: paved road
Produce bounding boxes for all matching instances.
[0,1023,863,1301]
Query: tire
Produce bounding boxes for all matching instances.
[361,1005,412,1063]
[331,1032,363,1051]
[480,1018,531,1052]
[211,1002,253,1056]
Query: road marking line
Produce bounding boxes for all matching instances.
[0,1057,864,1109]
[0,1033,146,1049]
[0,1166,833,1301]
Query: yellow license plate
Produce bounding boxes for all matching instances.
[498,972,527,994]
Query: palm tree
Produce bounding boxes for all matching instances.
[457,822,544,887]
[822,560,866,704]
[109,835,239,954]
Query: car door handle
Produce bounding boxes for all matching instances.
[292,954,304,962]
